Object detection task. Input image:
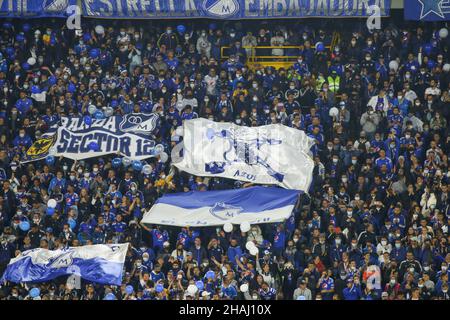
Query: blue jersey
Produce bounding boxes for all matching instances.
[259,287,276,300]
[151,229,169,249]
[375,157,393,172]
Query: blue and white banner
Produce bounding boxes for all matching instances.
[173,118,315,191]
[141,186,300,226]
[1,244,129,285]
[82,0,390,19]
[22,113,160,162]
[0,0,76,17]
[405,0,450,21]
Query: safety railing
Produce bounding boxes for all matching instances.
[221,45,331,69]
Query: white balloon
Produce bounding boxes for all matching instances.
[439,28,448,39]
[154,144,164,155]
[389,60,399,71]
[95,25,105,35]
[47,199,57,208]
[159,152,169,163]
[122,157,132,167]
[240,221,251,233]
[175,126,184,137]
[250,246,259,256]
[245,241,256,251]
[223,223,233,233]
[88,105,97,115]
[240,283,249,293]
[27,57,36,66]
[187,284,198,295]
[104,107,114,117]
[443,63,450,72]
[329,107,339,118]
[142,164,152,175]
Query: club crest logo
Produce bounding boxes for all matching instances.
[209,202,243,220]
[119,113,159,134]
[43,0,70,12]
[202,0,239,18]
[47,251,74,269]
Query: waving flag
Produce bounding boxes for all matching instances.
[141,186,300,227]
[1,244,129,285]
[173,118,315,191]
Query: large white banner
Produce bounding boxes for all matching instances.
[173,119,314,191]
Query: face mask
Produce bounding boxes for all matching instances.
[84,172,90,178]
[23,84,29,89]
[230,33,235,38]
[442,266,448,271]
[347,212,353,217]
[342,178,348,183]
[166,30,172,34]
[93,168,99,173]
[19,133,25,138]
[395,243,401,249]
[355,196,360,201]
[390,279,396,285]
[423,266,430,271]
[252,83,258,88]
[143,257,149,262]
[365,57,371,61]
[70,176,75,181]
[252,295,258,300]
[63,165,68,171]
[290,85,295,90]
[335,239,341,245]
[131,187,136,192]
[332,158,338,164]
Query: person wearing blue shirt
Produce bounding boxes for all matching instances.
[15,91,33,115]
[273,224,286,257]
[138,96,153,113]
[111,214,127,234]
[221,279,238,299]
[317,270,335,300]
[63,185,79,212]
[329,236,346,265]
[150,226,169,254]
[125,182,144,203]
[390,239,407,263]
[259,282,276,300]
[343,278,362,300]
[227,238,243,267]
[13,129,32,149]
[375,149,393,173]
[48,171,67,194]
[293,55,310,77]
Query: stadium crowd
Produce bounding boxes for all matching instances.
[0,18,448,300]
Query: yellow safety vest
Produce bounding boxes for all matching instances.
[316,76,326,92]
[327,75,340,93]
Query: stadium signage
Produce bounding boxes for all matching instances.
[1,0,391,18]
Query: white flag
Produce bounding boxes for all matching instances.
[173,119,315,191]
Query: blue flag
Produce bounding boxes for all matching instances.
[141,186,300,227]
